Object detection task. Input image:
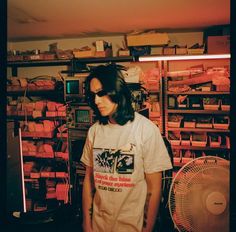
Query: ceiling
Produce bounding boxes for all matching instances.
[8,0,230,42]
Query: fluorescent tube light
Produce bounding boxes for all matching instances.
[139,54,231,62]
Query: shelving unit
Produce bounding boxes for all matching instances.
[7,60,71,213]
[8,59,72,76]
[7,53,231,197]
[162,54,230,168]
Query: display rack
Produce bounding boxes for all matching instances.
[7,61,71,213]
[162,54,230,168]
[7,53,231,193]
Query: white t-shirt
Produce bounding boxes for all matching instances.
[81,112,172,232]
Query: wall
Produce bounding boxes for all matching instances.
[7,32,204,78]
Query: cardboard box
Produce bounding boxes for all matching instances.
[176,46,188,55]
[24,54,45,61]
[126,33,169,46]
[215,85,230,92]
[163,46,175,55]
[151,46,163,55]
[73,50,94,58]
[118,49,130,56]
[187,48,204,54]
[207,35,230,54]
[95,40,106,51]
[7,55,24,61]
[95,48,112,57]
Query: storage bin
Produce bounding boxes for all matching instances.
[209,134,221,147]
[181,132,191,146]
[203,97,220,110]
[213,116,229,129]
[168,131,181,146]
[191,133,207,147]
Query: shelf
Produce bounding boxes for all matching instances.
[167,128,230,132]
[167,109,229,114]
[21,131,55,138]
[23,155,68,161]
[171,145,230,150]
[7,115,66,121]
[73,56,135,63]
[26,173,69,179]
[167,91,230,95]
[70,56,136,73]
[7,90,63,97]
[7,59,71,67]
[7,54,230,66]
[148,90,160,94]
[7,57,71,212]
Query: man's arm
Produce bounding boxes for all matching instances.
[142,171,163,232]
[82,165,95,232]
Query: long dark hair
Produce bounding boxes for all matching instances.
[85,64,134,125]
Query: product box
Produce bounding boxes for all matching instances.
[145,79,160,91]
[207,35,230,54]
[7,55,24,61]
[73,50,94,58]
[126,32,169,46]
[187,43,205,54]
[187,48,204,54]
[151,46,163,55]
[163,46,175,55]
[95,40,106,51]
[176,46,188,55]
[118,49,130,56]
[95,48,113,57]
[40,171,55,178]
[43,53,56,60]
[30,172,40,179]
[24,54,45,61]
[215,85,230,92]
[167,121,181,128]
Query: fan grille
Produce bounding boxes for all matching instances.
[168,156,229,232]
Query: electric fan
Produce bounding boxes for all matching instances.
[168,156,229,232]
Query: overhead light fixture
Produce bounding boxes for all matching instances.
[139,54,231,62]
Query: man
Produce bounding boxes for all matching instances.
[80,64,172,232]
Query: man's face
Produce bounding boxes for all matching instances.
[90,78,117,118]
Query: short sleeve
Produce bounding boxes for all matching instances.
[142,125,172,173]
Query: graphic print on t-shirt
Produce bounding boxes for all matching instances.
[93,143,135,174]
[116,154,134,174]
